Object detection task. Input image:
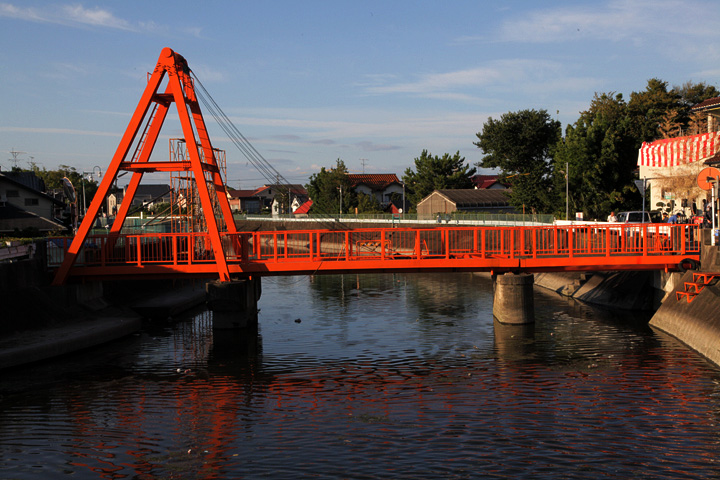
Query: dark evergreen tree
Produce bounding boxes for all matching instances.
[553,93,638,219]
[474,109,561,214]
[305,159,355,215]
[401,150,475,209]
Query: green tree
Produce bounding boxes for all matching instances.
[553,93,638,219]
[627,78,680,142]
[674,81,720,135]
[356,192,383,214]
[401,150,476,209]
[305,159,356,214]
[626,79,720,141]
[474,109,561,213]
[18,163,99,209]
[674,80,719,110]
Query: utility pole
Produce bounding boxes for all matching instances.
[82,166,103,217]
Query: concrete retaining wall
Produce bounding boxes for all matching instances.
[650,246,720,367]
[534,270,664,311]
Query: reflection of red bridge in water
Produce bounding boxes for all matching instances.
[47,48,701,285]
[50,223,701,283]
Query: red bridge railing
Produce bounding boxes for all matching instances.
[48,223,702,281]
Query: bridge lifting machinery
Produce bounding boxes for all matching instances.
[53,48,236,285]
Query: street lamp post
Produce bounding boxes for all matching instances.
[636,176,661,223]
[642,177,647,222]
[338,184,343,218]
[565,162,569,221]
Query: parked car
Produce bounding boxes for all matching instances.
[616,211,651,223]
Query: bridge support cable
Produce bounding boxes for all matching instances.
[191,73,343,226]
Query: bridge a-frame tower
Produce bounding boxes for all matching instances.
[52,48,236,285]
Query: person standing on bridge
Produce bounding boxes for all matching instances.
[607,211,617,222]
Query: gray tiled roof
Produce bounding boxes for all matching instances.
[434,189,511,207]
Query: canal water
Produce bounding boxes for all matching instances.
[2,272,720,479]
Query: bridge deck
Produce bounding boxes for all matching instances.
[49,224,701,281]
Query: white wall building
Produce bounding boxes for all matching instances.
[638,131,720,217]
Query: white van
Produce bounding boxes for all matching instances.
[616,211,651,223]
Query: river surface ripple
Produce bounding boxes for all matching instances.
[2,273,720,479]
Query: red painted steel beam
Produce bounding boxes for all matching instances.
[52,48,237,285]
[118,161,220,173]
[166,57,231,281]
[52,49,173,286]
[56,254,696,282]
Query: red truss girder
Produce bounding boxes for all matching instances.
[53,48,236,285]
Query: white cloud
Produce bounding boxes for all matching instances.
[0,2,204,36]
[62,4,131,29]
[0,126,119,137]
[362,59,599,102]
[225,107,491,145]
[0,3,133,30]
[494,0,719,44]
[366,66,505,94]
[0,3,43,22]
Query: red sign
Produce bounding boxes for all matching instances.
[697,167,720,191]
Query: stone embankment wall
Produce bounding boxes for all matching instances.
[534,270,665,311]
[649,245,720,367]
[0,241,79,334]
[0,241,203,334]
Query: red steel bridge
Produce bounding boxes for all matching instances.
[50,49,701,285]
[49,223,701,283]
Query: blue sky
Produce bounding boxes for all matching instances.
[1,1,719,189]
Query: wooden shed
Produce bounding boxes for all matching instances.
[416,189,513,216]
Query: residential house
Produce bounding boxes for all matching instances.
[637,97,720,218]
[252,184,308,214]
[293,199,313,216]
[470,174,508,190]
[693,96,720,133]
[0,171,66,233]
[226,188,262,213]
[416,189,514,217]
[108,184,173,215]
[348,174,404,208]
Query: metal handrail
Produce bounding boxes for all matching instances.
[48,223,701,278]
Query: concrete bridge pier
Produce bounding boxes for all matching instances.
[493,273,535,325]
[206,277,262,329]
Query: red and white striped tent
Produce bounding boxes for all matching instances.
[637,131,720,168]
